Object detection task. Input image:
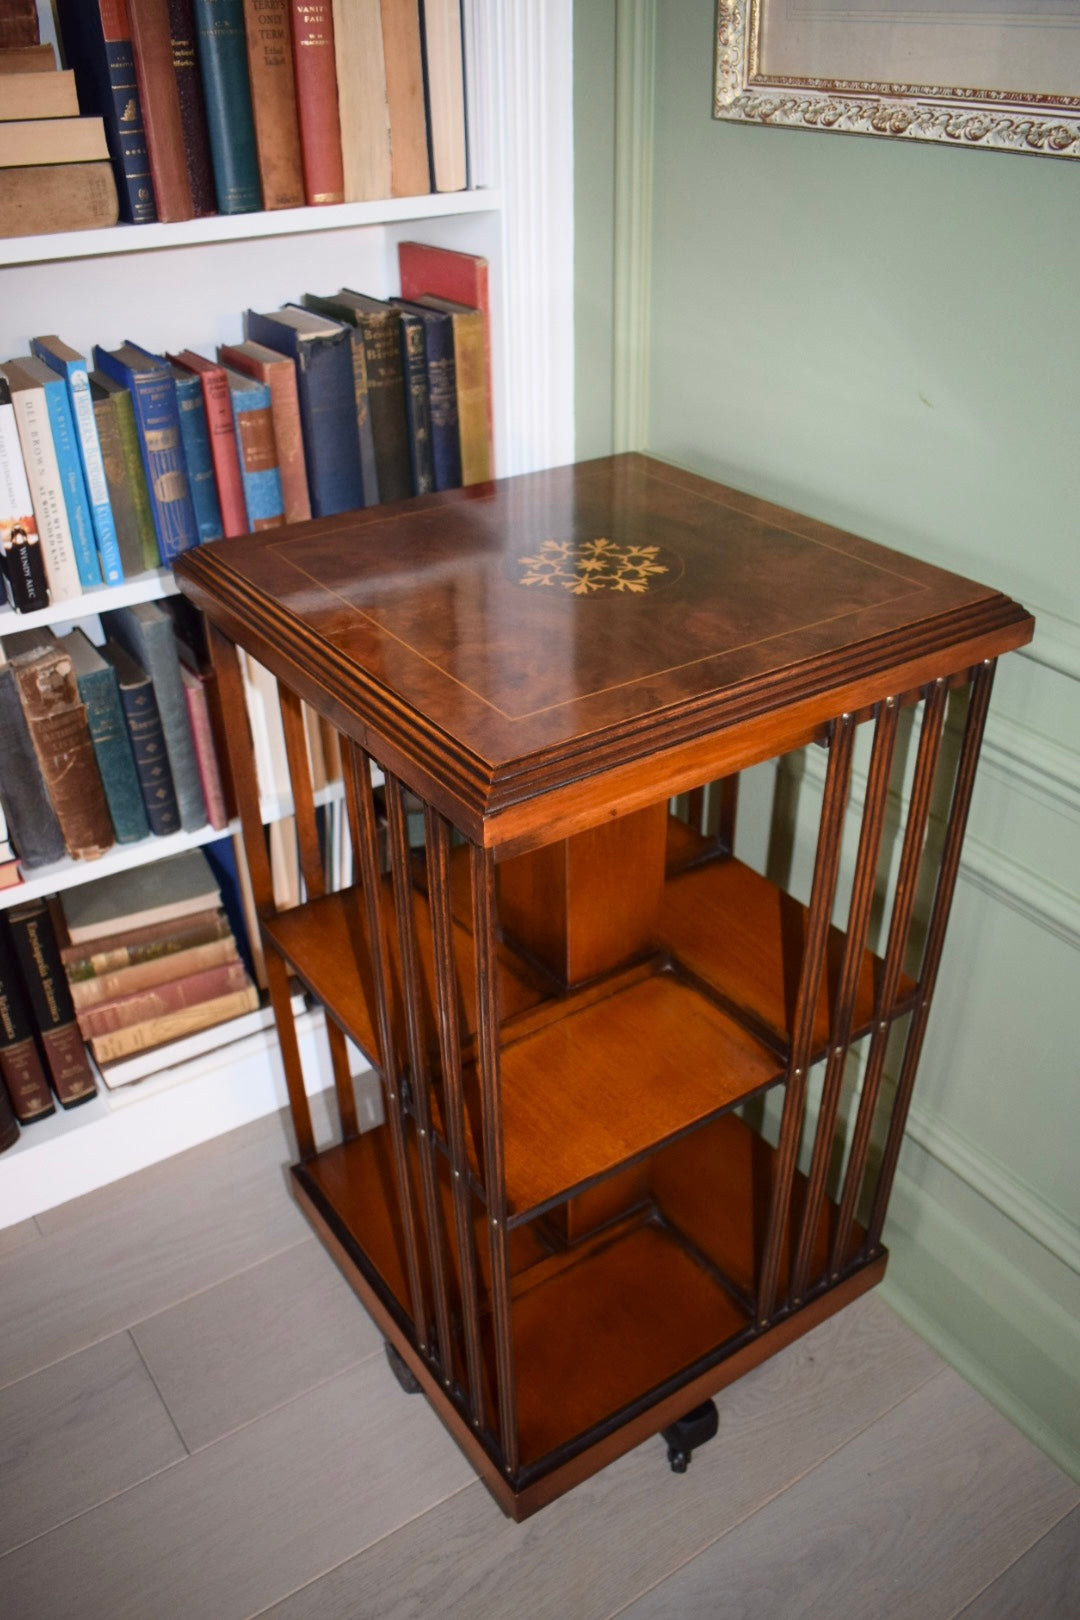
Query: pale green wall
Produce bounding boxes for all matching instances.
[575,0,1080,1477]
[574,0,618,458]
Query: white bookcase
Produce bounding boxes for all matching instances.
[0,0,575,1227]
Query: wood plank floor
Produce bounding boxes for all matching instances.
[1,1101,1076,1619]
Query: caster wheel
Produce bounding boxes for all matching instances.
[384,1340,422,1394]
[660,1399,719,1474]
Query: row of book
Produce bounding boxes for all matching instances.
[0,598,229,872]
[0,242,492,616]
[4,0,467,239]
[0,847,260,1151]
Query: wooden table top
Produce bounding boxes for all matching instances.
[175,454,1033,846]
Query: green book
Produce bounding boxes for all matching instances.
[90,370,160,573]
[58,627,149,846]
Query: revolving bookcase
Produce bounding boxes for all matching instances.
[175,452,1033,1519]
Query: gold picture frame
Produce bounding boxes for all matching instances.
[714,1,1080,159]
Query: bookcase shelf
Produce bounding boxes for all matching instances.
[0,188,503,270]
[0,0,576,1224]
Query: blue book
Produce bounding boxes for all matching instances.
[32,336,125,585]
[171,367,224,543]
[244,306,366,517]
[192,0,261,215]
[92,343,199,567]
[59,628,149,845]
[223,368,284,530]
[54,0,157,225]
[391,300,461,492]
[12,356,102,589]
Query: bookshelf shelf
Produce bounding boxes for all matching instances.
[0,568,177,637]
[0,189,503,270]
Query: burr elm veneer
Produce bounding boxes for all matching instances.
[175,452,1034,1519]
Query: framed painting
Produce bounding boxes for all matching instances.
[714,1,1080,158]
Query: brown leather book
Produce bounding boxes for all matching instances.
[76,956,251,1038]
[0,160,119,239]
[61,905,231,973]
[242,0,304,209]
[0,920,56,1124]
[0,0,39,49]
[70,934,239,1010]
[5,628,114,861]
[88,982,258,1061]
[166,0,216,216]
[7,898,97,1108]
[0,43,55,71]
[330,0,390,202]
[379,0,430,197]
[288,0,344,205]
[129,0,196,221]
[0,1077,18,1151]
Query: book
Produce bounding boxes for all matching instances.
[128,0,195,221]
[0,374,48,612]
[97,996,279,1090]
[241,0,304,210]
[87,980,259,1061]
[0,116,110,167]
[100,638,180,836]
[287,0,344,205]
[202,831,263,984]
[0,0,38,48]
[61,847,222,944]
[415,295,490,485]
[6,897,98,1107]
[0,796,18,889]
[301,291,411,504]
[178,656,227,829]
[0,1075,19,1151]
[0,920,55,1125]
[62,904,230,975]
[166,0,217,216]
[2,356,101,591]
[32,336,125,585]
[224,367,284,530]
[100,600,207,832]
[395,296,459,486]
[92,343,199,566]
[69,929,239,1012]
[380,0,430,198]
[171,365,224,543]
[217,340,310,522]
[89,371,161,574]
[76,955,252,1038]
[398,241,492,453]
[54,0,157,224]
[5,627,114,861]
[331,0,390,202]
[0,359,81,603]
[58,628,150,846]
[0,660,67,870]
[0,67,79,119]
[193,0,261,214]
[161,591,237,819]
[388,301,436,494]
[0,43,54,71]
[244,305,366,516]
[167,350,246,536]
[0,159,120,238]
[418,0,466,192]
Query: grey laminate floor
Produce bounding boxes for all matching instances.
[1,1102,1077,1620]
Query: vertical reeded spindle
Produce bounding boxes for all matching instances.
[470,843,519,1476]
[756,714,855,1326]
[789,700,900,1305]
[279,686,359,1141]
[208,625,314,1159]
[384,776,456,1388]
[424,807,487,1430]
[343,741,429,1353]
[866,662,996,1248]
[828,679,949,1277]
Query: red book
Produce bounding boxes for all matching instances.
[398,241,493,459]
[218,339,311,522]
[128,0,196,222]
[178,658,227,829]
[167,350,247,537]
[288,0,344,205]
[75,956,251,1038]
